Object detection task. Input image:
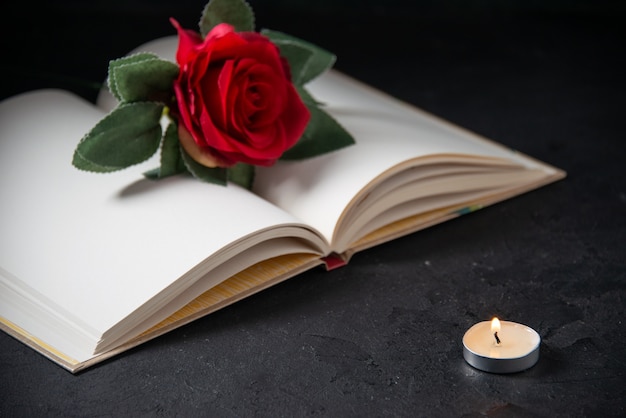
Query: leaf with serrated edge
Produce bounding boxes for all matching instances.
[73,102,163,172]
[160,122,187,177]
[199,0,254,36]
[180,145,227,185]
[274,43,314,86]
[112,58,178,103]
[108,53,159,101]
[143,122,188,179]
[281,100,355,160]
[262,29,336,86]
[72,151,113,173]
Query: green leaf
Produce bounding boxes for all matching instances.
[73,102,164,173]
[228,163,255,189]
[180,146,228,185]
[107,53,159,102]
[109,56,178,104]
[142,167,161,180]
[72,152,112,173]
[199,0,255,36]
[143,122,188,180]
[160,123,187,176]
[281,95,355,160]
[262,29,336,86]
[275,44,314,86]
[296,85,321,107]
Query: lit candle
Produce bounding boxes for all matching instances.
[462,317,540,373]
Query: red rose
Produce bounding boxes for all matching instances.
[170,19,310,168]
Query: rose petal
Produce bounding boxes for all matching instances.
[205,23,236,41]
[172,21,311,168]
[170,18,203,65]
[280,84,310,148]
[218,59,236,128]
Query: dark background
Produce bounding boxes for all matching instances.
[1,1,625,416]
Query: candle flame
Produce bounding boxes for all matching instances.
[491,317,501,333]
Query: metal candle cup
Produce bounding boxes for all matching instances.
[463,318,540,373]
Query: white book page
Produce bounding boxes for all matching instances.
[0,90,317,346]
[253,71,556,245]
[114,36,555,249]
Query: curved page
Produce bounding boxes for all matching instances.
[102,36,560,253]
[254,71,558,248]
[0,90,325,361]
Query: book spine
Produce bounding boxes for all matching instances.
[321,254,348,270]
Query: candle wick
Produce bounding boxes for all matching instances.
[494,331,501,345]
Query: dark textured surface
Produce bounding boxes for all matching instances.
[1,1,625,416]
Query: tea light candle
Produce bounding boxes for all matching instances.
[463,317,540,373]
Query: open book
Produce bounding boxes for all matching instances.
[0,37,564,373]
